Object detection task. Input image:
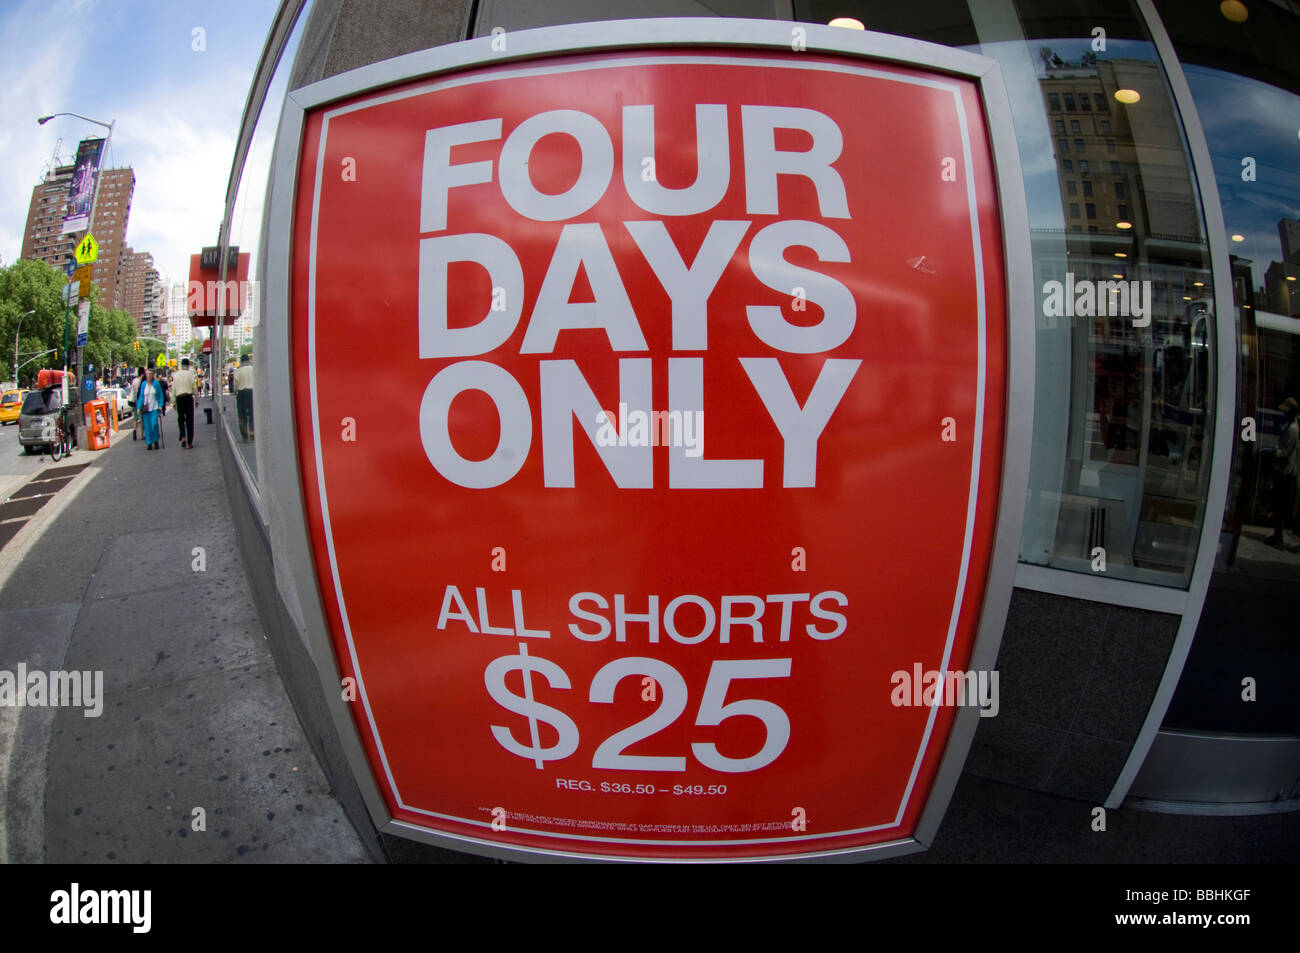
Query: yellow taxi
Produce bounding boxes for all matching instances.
[0,389,27,425]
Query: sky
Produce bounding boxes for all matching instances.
[0,0,280,292]
[1185,64,1300,289]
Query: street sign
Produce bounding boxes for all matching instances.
[76,300,89,346]
[62,284,77,306]
[72,264,92,286]
[155,352,166,368]
[284,24,1028,861]
[74,233,98,265]
[199,245,241,271]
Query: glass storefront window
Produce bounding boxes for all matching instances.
[219,8,314,490]
[1152,0,1300,734]
[796,0,1220,587]
[999,3,1218,589]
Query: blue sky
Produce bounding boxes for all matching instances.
[0,0,278,288]
[1185,64,1300,288]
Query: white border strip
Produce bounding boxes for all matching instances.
[1014,563,1187,614]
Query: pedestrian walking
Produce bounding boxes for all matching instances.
[173,358,197,449]
[131,366,145,442]
[138,367,165,450]
[1267,396,1299,546]
[235,353,254,442]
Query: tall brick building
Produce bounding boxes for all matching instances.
[20,164,136,312]
[116,246,161,334]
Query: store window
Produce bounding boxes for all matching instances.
[993,0,1218,587]
[219,6,314,490]
[793,0,1219,586]
[1150,0,1300,737]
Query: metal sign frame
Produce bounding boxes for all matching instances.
[260,17,1034,863]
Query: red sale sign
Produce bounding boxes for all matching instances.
[288,36,1017,860]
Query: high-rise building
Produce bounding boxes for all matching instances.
[1279,217,1300,265]
[20,164,135,306]
[166,310,194,353]
[168,279,187,328]
[115,246,158,333]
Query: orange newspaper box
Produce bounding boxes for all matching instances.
[85,399,110,451]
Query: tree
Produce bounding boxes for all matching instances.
[0,258,68,384]
[81,284,137,378]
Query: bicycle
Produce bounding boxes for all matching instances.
[49,405,74,462]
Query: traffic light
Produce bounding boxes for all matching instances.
[134,340,140,352]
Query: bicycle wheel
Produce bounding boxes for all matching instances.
[50,435,62,462]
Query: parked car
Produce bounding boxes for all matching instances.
[0,388,27,425]
[18,387,65,453]
[97,386,132,420]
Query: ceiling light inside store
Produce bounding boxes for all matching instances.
[829,17,865,29]
[1231,234,1245,242]
[1220,1,1249,23]
[1115,88,1141,104]
[1193,281,1204,287]
[1112,273,1124,279]
[1116,221,1132,229]
[1114,252,1128,258]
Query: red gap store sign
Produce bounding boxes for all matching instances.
[291,42,1010,861]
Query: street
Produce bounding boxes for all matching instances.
[0,417,70,499]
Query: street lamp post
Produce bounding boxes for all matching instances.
[14,309,34,385]
[38,112,115,406]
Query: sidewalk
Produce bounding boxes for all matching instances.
[0,409,371,863]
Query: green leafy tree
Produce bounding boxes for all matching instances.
[0,258,68,385]
[82,287,137,379]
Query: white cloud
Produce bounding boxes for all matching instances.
[0,1,86,266]
[110,59,250,288]
[0,0,268,313]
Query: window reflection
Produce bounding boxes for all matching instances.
[218,9,313,484]
[1182,64,1300,578]
[1006,12,1215,585]
[796,0,1218,585]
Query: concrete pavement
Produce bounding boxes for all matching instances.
[0,406,372,863]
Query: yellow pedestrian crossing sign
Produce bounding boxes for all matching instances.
[156,352,166,368]
[75,234,98,265]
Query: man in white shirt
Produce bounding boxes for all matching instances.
[173,358,197,449]
[234,353,254,442]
